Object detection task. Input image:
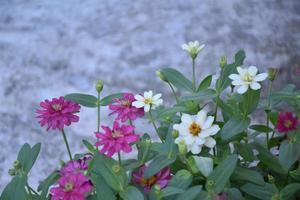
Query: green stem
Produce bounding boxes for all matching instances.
[26,184,33,200]
[266,81,273,149]
[214,96,219,122]
[149,109,163,142]
[192,58,196,91]
[167,82,179,104]
[129,119,133,126]
[97,92,101,132]
[61,129,72,160]
[118,152,122,166]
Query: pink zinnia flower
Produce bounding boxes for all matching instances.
[276,112,299,134]
[36,96,81,131]
[215,193,227,200]
[109,93,144,122]
[50,173,92,200]
[95,121,140,157]
[60,157,91,176]
[132,165,171,192]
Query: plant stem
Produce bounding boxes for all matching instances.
[26,184,33,200]
[167,82,179,104]
[149,109,163,142]
[118,152,122,166]
[129,119,133,126]
[192,58,196,91]
[266,81,273,149]
[61,129,72,160]
[97,92,101,132]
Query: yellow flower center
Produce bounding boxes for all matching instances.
[64,182,74,192]
[284,120,292,128]
[189,122,201,136]
[144,98,153,105]
[121,100,131,107]
[112,130,122,138]
[52,104,62,111]
[141,176,157,187]
[242,72,253,82]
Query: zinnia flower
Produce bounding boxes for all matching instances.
[60,157,91,176]
[182,40,205,59]
[276,112,299,134]
[132,165,171,192]
[229,66,268,94]
[215,193,227,200]
[173,109,220,154]
[132,90,163,112]
[95,121,140,157]
[50,173,92,200]
[36,97,81,131]
[109,93,144,122]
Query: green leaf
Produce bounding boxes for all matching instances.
[93,154,128,192]
[232,166,265,186]
[253,143,285,174]
[17,143,41,174]
[82,139,95,152]
[234,142,255,162]
[0,176,27,200]
[239,89,261,116]
[216,50,245,92]
[119,186,144,200]
[249,124,273,133]
[160,68,194,92]
[157,106,188,119]
[220,117,250,141]
[192,156,213,177]
[280,183,300,200]
[197,75,212,91]
[144,155,176,179]
[38,171,60,200]
[91,173,116,200]
[227,188,243,200]
[279,140,300,171]
[100,93,123,106]
[168,169,193,190]
[207,154,238,194]
[65,93,98,107]
[290,166,300,181]
[175,185,202,200]
[241,183,278,200]
[161,186,185,197]
[180,89,216,102]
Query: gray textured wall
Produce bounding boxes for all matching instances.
[1,0,300,192]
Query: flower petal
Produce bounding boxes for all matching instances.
[195,110,207,126]
[254,73,268,82]
[237,84,249,94]
[202,116,214,129]
[250,82,261,90]
[204,137,216,148]
[248,66,258,76]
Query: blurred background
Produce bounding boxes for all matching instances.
[0,0,300,192]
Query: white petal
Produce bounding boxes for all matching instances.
[237,67,246,75]
[173,124,180,130]
[229,74,240,80]
[132,101,145,108]
[254,73,268,82]
[144,104,150,112]
[237,84,249,94]
[184,135,195,145]
[248,66,258,76]
[232,79,244,86]
[194,41,199,46]
[152,93,162,100]
[134,94,144,101]
[195,137,205,145]
[200,125,220,138]
[199,44,205,49]
[195,109,207,126]
[202,116,214,129]
[153,98,163,106]
[181,114,193,125]
[182,44,188,51]
[174,137,184,144]
[190,144,202,154]
[177,126,190,136]
[144,90,153,99]
[250,82,261,90]
[204,137,216,148]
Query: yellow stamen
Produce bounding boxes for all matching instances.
[64,182,74,192]
[141,176,157,187]
[52,104,62,111]
[144,98,153,105]
[189,122,201,136]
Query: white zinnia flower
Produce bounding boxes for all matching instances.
[173,109,220,154]
[229,66,268,94]
[132,90,163,112]
[182,40,205,59]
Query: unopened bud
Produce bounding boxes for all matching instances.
[13,160,21,169]
[268,174,275,184]
[8,168,16,176]
[187,156,199,174]
[206,180,215,190]
[178,140,187,155]
[112,164,121,174]
[95,80,104,93]
[268,68,279,81]
[172,130,179,139]
[271,194,280,200]
[156,70,168,82]
[219,56,227,69]
[154,184,161,196]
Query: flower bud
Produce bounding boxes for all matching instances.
[172,130,179,139]
[112,164,121,174]
[95,80,104,93]
[13,160,21,169]
[178,140,187,155]
[156,70,168,82]
[206,180,215,190]
[268,174,275,184]
[219,56,227,69]
[268,68,279,81]
[154,184,161,197]
[186,156,199,174]
[271,194,280,200]
[8,168,16,176]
